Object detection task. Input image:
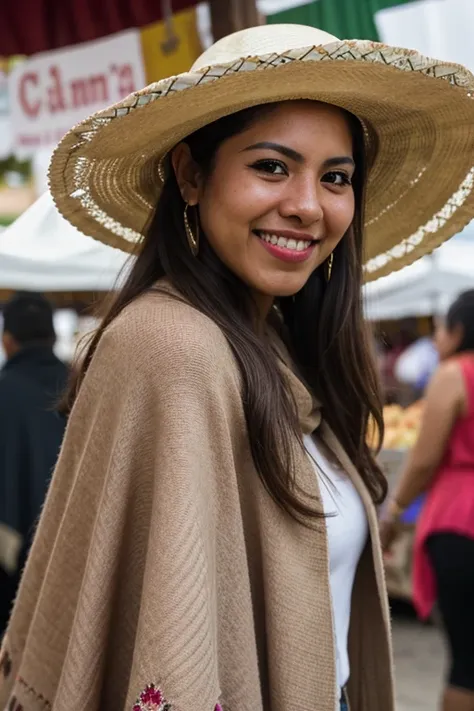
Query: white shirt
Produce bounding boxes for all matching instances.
[304,435,368,691]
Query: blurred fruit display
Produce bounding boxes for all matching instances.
[367,401,424,451]
[382,401,424,449]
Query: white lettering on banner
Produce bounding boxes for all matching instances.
[9,29,146,158]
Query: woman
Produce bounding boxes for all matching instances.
[1,23,474,711]
[382,291,474,711]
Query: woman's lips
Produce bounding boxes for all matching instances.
[254,230,319,263]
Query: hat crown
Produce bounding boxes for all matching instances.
[191,24,339,72]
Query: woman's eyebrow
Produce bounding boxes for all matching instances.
[242,141,304,163]
[323,156,355,169]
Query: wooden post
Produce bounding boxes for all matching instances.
[240,0,261,28]
[209,0,261,42]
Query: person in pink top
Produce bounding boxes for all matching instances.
[381,290,474,711]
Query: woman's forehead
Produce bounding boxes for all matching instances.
[225,101,354,155]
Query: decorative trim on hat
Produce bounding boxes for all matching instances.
[70,158,144,245]
[73,40,474,131]
[365,165,474,274]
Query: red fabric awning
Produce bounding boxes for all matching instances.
[1,0,197,56]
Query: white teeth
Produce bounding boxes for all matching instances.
[257,232,313,251]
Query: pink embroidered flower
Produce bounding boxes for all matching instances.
[133,684,165,710]
[133,684,223,711]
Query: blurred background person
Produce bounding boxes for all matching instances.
[381,290,474,711]
[395,330,439,401]
[378,324,417,405]
[0,292,68,636]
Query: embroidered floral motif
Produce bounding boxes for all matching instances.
[132,685,223,711]
[133,685,170,711]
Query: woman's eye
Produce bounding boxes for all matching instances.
[323,170,352,187]
[251,159,288,176]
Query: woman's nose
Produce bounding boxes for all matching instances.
[278,176,324,226]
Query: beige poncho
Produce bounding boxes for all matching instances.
[0,285,394,711]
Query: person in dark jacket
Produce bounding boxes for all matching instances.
[0,292,68,634]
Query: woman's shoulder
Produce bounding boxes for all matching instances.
[437,355,474,384]
[425,358,468,414]
[453,355,474,404]
[428,358,463,390]
[455,353,474,376]
[103,285,234,376]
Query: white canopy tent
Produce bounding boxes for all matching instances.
[0,191,130,291]
[364,232,474,321]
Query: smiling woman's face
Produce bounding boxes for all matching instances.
[172,100,356,311]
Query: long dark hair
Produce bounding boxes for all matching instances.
[446,290,474,352]
[61,102,386,522]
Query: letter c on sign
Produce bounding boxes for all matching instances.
[19,72,41,118]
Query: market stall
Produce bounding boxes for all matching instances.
[364,232,474,321]
[0,191,130,292]
[0,191,124,364]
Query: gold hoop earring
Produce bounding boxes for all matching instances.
[325,252,334,282]
[183,203,199,256]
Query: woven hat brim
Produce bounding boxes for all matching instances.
[48,39,474,282]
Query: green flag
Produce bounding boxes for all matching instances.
[265,0,421,41]
[264,0,474,71]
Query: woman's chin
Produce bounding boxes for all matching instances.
[252,273,312,300]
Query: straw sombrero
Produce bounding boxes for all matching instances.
[49,24,474,281]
